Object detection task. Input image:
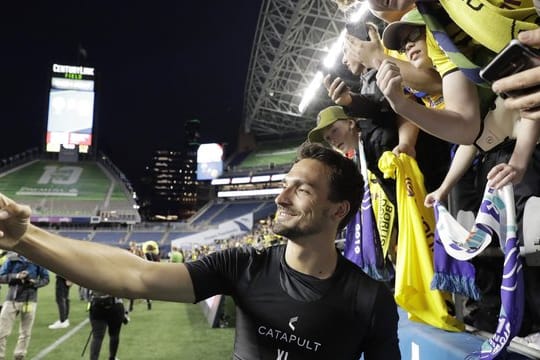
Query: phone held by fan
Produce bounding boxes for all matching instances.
[479,39,540,98]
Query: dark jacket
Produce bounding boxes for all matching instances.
[0,254,49,302]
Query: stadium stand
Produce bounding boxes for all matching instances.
[253,201,277,220]
[209,202,265,225]
[190,201,227,227]
[57,231,92,241]
[165,231,197,241]
[0,155,140,224]
[92,231,127,246]
[126,231,167,243]
[225,138,302,175]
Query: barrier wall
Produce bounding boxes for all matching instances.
[397,309,533,360]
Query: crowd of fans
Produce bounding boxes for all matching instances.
[166,217,286,262]
[302,0,540,353]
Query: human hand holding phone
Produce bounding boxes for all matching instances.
[323,74,352,106]
[480,39,540,98]
[344,23,385,69]
[489,32,540,121]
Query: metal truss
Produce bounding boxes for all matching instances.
[243,0,346,139]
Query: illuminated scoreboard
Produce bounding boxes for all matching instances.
[197,143,224,180]
[46,64,96,153]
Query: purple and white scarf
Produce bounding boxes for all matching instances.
[432,205,479,300]
[436,184,524,359]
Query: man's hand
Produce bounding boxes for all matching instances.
[424,188,449,208]
[487,162,525,189]
[323,75,352,106]
[392,143,416,158]
[376,59,405,111]
[0,193,31,250]
[344,23,385,69]
[493,28,540,121]
[17,270,29,280]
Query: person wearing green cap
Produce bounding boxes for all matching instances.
[308,105,401,278]
[308,104,406,199]
[308,106,358,157]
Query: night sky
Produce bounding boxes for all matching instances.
[2,1,262,190]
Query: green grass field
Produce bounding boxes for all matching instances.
[3,279,235,359]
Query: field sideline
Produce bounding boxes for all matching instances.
[2,276,234,359]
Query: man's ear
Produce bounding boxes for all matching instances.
[334,200,350,221]
[348,119,356,130]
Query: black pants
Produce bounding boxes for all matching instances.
[89,301,124,360]
[55,276,70,322]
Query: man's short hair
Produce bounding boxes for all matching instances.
[295,142,363,232]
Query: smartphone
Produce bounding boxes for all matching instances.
[324,72,337,83]
[479,39,540,97]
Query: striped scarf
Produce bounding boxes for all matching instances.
[435,185,524,359]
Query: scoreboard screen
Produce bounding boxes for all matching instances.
[46,64,95,153]
[197,143,224,180]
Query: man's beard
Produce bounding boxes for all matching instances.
[271,222,307,240]
[271,211,326,240]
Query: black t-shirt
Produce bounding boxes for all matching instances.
[186,245,400,360]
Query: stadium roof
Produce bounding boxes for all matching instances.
[242,0,348,139]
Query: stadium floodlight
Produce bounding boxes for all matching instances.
[251,175,271,183]
[298,71,325,113]
[231,176,251,184]
[211,178,231,185]
[298,2,369,113]
[321,30,347,70]
[270,173,286,181]
[217,188,283,198]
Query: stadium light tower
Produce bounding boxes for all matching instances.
[298,2,369,113]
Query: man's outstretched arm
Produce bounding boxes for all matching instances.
[0,193,195,303]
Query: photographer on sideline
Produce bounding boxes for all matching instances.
[0,252,49,360]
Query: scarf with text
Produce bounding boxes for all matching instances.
[435,184,524,359]
[344,141,394,281]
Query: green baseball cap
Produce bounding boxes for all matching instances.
[308,106,350,144]
[382,9,425,51]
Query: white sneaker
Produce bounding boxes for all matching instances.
[48,320,61,329]
[48,319,69,329]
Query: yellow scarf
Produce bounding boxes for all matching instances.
[439,0,539,53]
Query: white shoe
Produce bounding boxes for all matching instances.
[48,319,69,329]
[48,320,61,329]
